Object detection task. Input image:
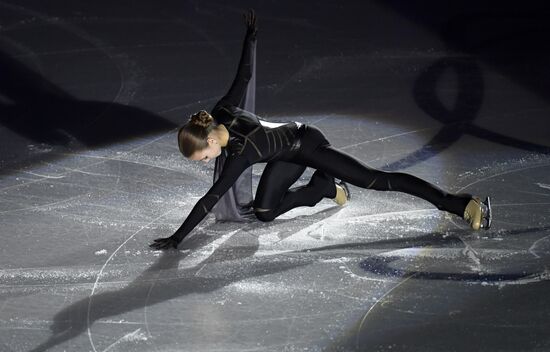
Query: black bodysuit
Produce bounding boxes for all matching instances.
[172,31,472,243]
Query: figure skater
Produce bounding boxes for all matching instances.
[150,10,491,250]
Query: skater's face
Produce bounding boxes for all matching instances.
[188,136,222,163]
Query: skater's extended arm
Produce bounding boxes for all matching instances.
[215,9,258,108]
[149,156,250,249]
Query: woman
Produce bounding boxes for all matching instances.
[150,10,491,250]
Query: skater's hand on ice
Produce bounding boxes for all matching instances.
[149,236,179,250]
[244,9,257,38]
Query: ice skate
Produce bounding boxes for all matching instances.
[333,181,351,206]
[463,196,492,230]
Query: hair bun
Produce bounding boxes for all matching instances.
[189,110,214,128]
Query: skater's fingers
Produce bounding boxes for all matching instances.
[151,244,166,250]
[249,10,256,25]
[151,239,168,248]
[149,237,178,250]
[245,9,255,25]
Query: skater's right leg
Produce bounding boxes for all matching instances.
[254,161,337,222]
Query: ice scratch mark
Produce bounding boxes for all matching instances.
[157,97,220,114]
[58,153,186,176]
[517,190,550,198]
[457,162,550,193]
[356,274,416,349]
[492,202,550,207]
[136,180,176,196]
[462,244,481,268]
[529,234,550,259]
[117,127,178,154]
[309,114,334,125]
[479,270,550,287]
[535,183,550,191]
[20,171,65,179]
[2,135,194,193]
[0,194,85,214]
[340,127,434,151]
[179,229,241,270]
[340,261,392,284]
[143,274,160,349]
[102,328,147,352]
[0,158,108,193]
[87,208,176,352]
[284,316,296,348]
[62,167,118,178]
[41,162,119,179]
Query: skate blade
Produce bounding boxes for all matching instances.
[481,196,492,230]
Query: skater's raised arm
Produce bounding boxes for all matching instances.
[215,9,258,108]
[149,155,249,250]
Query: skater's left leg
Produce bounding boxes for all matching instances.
[296,144,472,218]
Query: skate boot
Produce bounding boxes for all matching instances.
[463,196,492,230]
[333,181,351,206]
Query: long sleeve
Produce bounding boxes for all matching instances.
[172,156,250,243]
[216,31,257,108]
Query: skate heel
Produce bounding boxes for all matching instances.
[333,181,351,206]
[464,196,492,230]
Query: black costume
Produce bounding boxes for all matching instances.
[170,29,473,245]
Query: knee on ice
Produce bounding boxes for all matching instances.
[255,210,276,222]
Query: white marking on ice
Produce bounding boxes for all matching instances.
[338,261,394,284]
[229,280,290,294]
[321,257,354,263]
[529,234,550,259]
[59,153,186,175]
[21,170,65,179]
[256,231,281,249]
[143,275,158,342]
[492,202,550,207]
[339,127,434,150]
[309,114,333,124]
[87,208,176,352]
[0,194,84,214]
[158,97,219,114]
[181,229,241,270]
[483,270,550,288]
[0,266,103,284]
[462,244,482,268]
[535,183,550,190]
[457,162,550,193]
[63,167,118,178]
[1,125,178,195]
[517,190,550,198]
[341,208,440,223]
[355,274,416,349]
[102,328,147,352]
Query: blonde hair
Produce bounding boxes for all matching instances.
[177,110,218,157]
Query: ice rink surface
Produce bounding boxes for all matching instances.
[1,1,550,351]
